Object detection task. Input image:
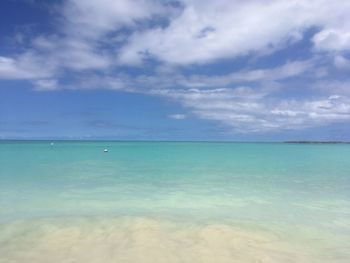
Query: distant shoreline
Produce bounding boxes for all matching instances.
[283,141,350,144]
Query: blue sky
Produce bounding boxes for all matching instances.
[1,0,350,141]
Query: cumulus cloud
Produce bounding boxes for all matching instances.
[313,29,350,52]
[72,59,313,91]
[120,0,350,64]
[2,0,350,133]
[33,79,58,91]
[313,80,350,96]
[178,60,315,88]
[334,55,350,70]
[0,54,52,79]
[3,0,350,75]
[4,0,349,76]
[169,114,187,120]
[62,0,168,39]
[153,88,350,132]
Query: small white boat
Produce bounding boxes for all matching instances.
[104,149,108,153]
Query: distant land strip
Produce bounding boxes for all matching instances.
[284,141,350,144]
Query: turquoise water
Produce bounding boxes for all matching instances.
[1,141,350,262]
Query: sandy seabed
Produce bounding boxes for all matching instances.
[1,216,345,263]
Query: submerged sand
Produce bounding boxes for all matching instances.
[1,217,347,263]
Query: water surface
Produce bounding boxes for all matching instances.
[1,142,349,262]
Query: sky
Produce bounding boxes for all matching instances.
[1,0,350,141]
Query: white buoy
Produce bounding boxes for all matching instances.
[104,149,108,153]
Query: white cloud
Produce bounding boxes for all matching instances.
[119,0,350,65]
[2,0,350,76]
[0,0,169,80]
[32,36,112,71]
[0,38,111,81]
[0,54,52,79]
[179,60,314,88]
[334,55,350,70]
[313,29,350,52]
[313,80,350,96]
[62,0,167,39]
[151,87,350,132]
[2,0,350,134]
[79,59,312,91]
[33,79,58,91]
[168,114,187,120]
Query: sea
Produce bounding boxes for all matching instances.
[0,141,349,262]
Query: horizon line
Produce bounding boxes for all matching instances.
[1,139,349,144]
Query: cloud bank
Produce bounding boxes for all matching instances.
[1,0,350,133]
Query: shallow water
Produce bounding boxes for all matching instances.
[0,141,350,262]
